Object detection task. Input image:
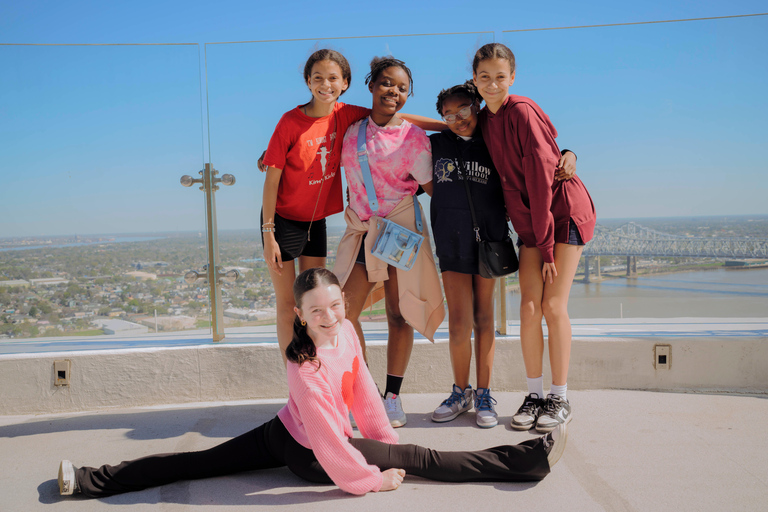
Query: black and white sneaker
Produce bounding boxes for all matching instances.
[510,393,543,431]
[541,422,568,467]
[58,460,79,496]
[536,394,572,433]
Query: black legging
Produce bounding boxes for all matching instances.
[77,416,549,498]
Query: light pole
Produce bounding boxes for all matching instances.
[180,164,237,341]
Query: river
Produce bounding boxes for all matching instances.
[505,267,768,319]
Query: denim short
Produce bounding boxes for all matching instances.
[517,219,583,248]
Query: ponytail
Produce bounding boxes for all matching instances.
[285,314,321,369]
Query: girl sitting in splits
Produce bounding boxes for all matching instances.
[59,268,566,498]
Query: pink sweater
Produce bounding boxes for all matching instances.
[277,320,399,494]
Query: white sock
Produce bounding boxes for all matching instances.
[527,376,544,399]
[550,383,567,401]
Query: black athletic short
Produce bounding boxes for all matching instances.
[355,233,368,265]
[260,211,327,262]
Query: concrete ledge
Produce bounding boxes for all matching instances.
[2,336,766,415]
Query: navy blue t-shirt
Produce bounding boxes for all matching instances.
[429,129,509,274]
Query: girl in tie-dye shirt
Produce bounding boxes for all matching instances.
[336,56,439,428]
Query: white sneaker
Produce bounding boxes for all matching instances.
[510,393,543,431]
[383,392,407,428]
[58,460,78,496]
[474,387,498,428]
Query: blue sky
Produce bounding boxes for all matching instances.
[1,1,767,237]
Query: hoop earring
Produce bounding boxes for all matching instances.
[301,320,306,326]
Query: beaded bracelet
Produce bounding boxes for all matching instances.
[262,227,275,233]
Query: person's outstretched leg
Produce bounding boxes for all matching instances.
[349,431,557,483]
[71,417,287,498]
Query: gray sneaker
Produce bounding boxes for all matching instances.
[474,387,498,428]
[431,384,473,423]
[510,393,543,430]
[383,392,407,428]
[536,394,572,433]
[58,460,79,496]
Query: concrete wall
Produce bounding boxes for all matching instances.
[1,337,766,415]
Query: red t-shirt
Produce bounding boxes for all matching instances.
[263,102,370,222]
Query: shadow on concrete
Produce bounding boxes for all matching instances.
[1,402,283,441]
[399,412,524,430]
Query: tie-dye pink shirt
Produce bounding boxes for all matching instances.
[341,117,432,221]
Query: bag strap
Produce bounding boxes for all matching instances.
[454,152,482,242]
[356,118,379,214]
[356,118,423,232]
[456,148,513,242]
[305,111,336,241]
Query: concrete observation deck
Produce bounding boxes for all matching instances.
[1,318,766,511]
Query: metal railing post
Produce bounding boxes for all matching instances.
[496,277,507,335]
[202,164,225,341]
[180,164,238,342]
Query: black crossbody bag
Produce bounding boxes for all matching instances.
[455,154,519,278]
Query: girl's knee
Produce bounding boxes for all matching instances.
[386,309,407,327]
[384,300,406,326]
[541,298,568,321]
[448,316,473,341]
[473,308,494,331]
[519,300,542,322]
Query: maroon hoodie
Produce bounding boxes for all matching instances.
[480,95,595,263]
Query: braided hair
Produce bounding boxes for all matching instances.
[364,56,414,97]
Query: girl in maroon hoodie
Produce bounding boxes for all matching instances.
[473,43,596,433]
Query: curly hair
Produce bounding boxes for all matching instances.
[364,56,414,97]
[435,80,482,115]
[303,49,353,96]
[285,268,342,368]
[472,43,516,75]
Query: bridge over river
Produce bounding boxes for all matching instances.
[581,222,768,281]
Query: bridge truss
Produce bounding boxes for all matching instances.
[582,222,768,259]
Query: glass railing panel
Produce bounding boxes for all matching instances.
[499,17,768,319]
[204,33,494,334]
[0,44,210,350]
